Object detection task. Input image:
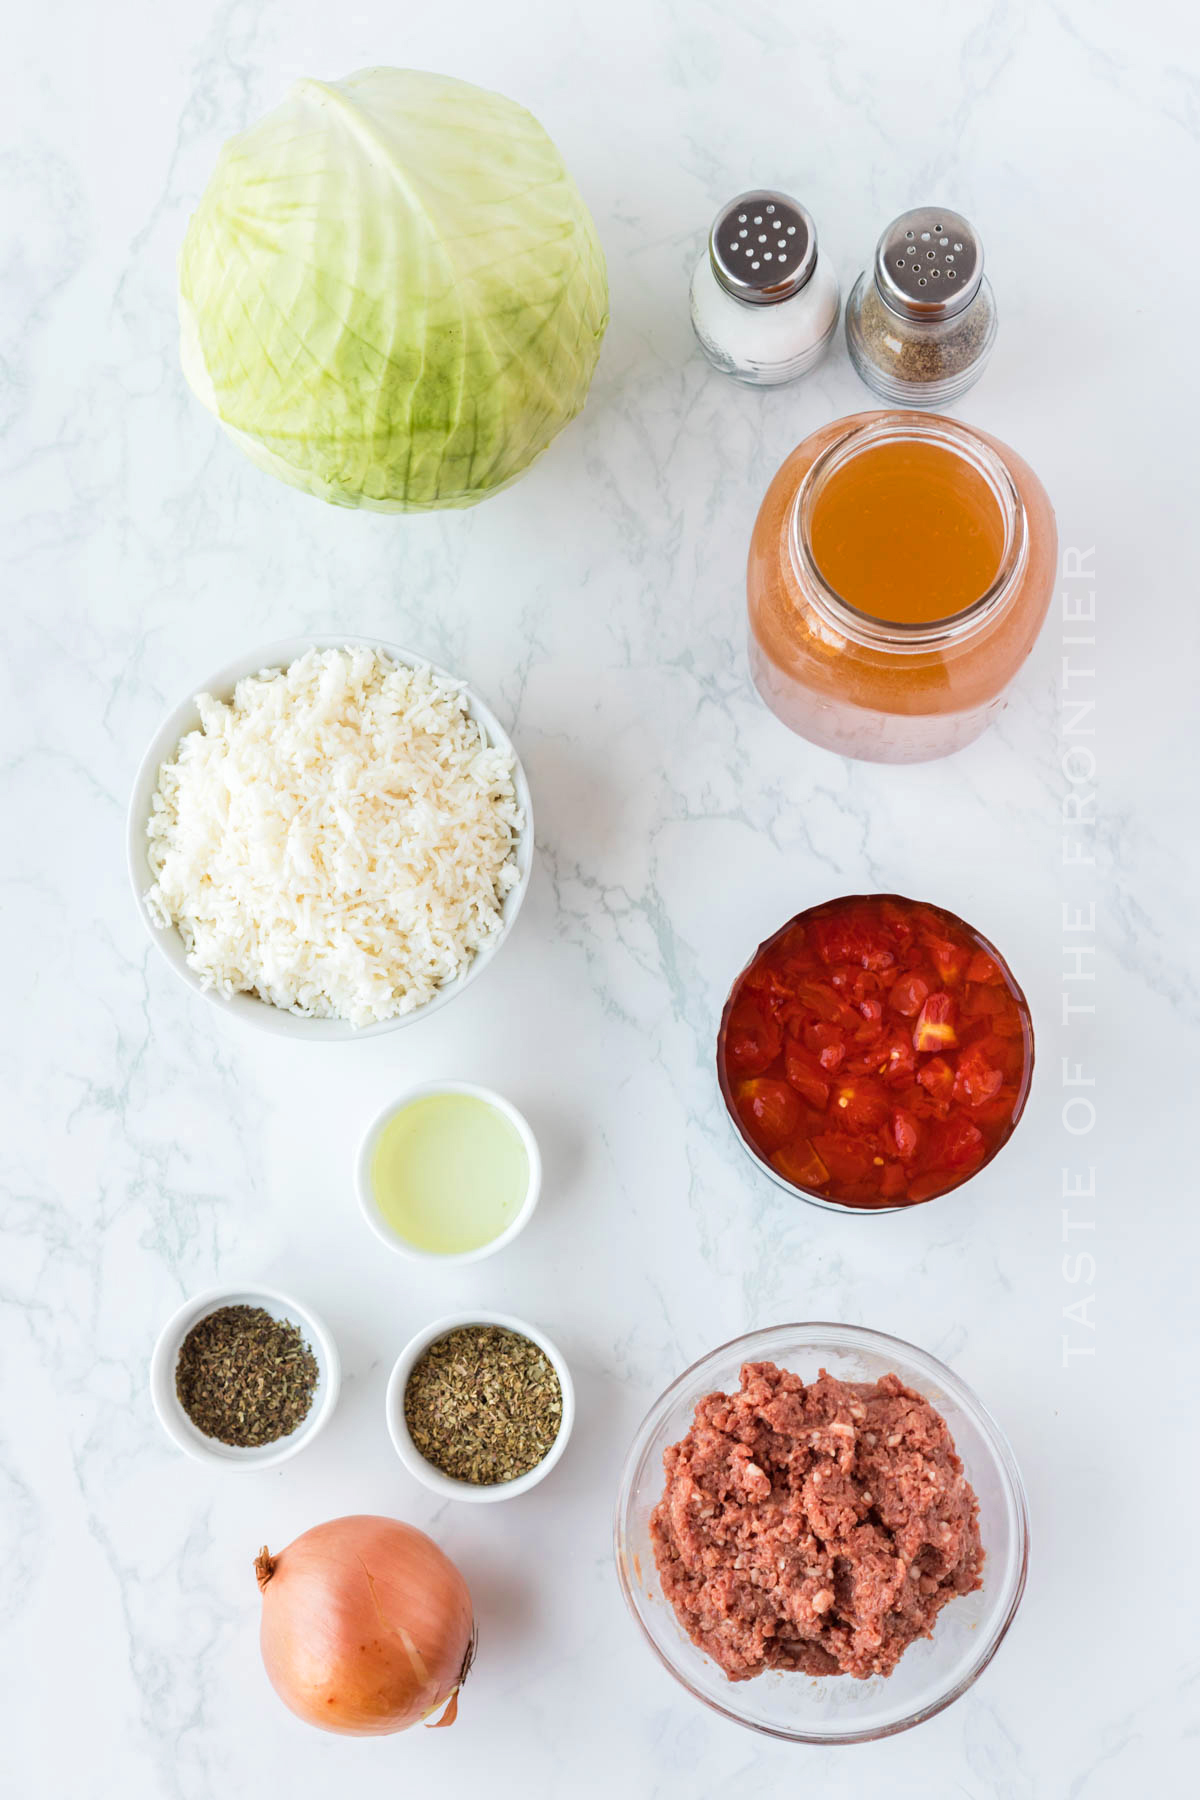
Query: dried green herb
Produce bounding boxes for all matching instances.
[404,1324,562,1485]
[175,1304,318,1447]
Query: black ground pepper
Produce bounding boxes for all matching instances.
[857,279,994,384]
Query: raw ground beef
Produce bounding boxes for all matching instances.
[649,1360,983,1680]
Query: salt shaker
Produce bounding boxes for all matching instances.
[845,207,998,407]
[690,190,840,386]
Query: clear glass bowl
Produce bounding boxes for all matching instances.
[613,1322,1029,1743]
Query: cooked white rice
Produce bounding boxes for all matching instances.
[145,646,523,1026]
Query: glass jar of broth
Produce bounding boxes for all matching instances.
[746,411,1056,763]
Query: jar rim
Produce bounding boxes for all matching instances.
[788,413,1028,653]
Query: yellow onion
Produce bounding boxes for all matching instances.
[255,1514,474,1735]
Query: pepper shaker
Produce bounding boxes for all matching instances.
[845,206,998,407]
[690,190,840,386]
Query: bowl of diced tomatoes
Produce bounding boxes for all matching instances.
[717,894,1034,1212]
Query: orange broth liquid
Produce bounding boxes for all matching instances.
[809,438,1006,626]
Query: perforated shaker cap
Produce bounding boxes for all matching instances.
[709,191,819,305]
[874,208,984,320]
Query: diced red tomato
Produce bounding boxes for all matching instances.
[742,965,788,1007]
[878,1161,908,1199]
[967,950,1001,984]
[913,992,958,1053]
[738,1078,802,1147]
[802,1020,846,1072]
[810,911,896,972]
[772,1139,829,1190]
[718,895,1030,1209]
[931,1115,986,1171]
[917,1056,955,1102]
[969,1085,1022,1129]
[890,1108,921,1159]
[953,1045,1004,1108]
[831,970,886,1021]
[926,938,969,987]
[773,923,808,962]
[971,1030,1013,1066]
[832,1078,889,1131]
[784,1043,831,1111]
[889,971,930,1017]
[990,1085,1033,1128]
[723,1002,782,1075]
[852,1016,886,1052]
[875,1028,916,1085]
[878,899,915,950]
[962,980,1008,1019]
[795,982,857,1027]
[811,1133,875,1184]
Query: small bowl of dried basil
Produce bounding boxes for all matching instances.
[150,1284,340,1469]
[387,1312,574,1502]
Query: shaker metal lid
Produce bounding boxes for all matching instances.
[709,191,818,304]
[874,207,983,320]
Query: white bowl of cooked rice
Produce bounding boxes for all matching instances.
[127,638,534,1039]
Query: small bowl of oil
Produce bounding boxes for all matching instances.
[356,1082,542,1265]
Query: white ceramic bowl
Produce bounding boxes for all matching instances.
[126,636,535,1040]
[386,1310,574,1503]
[150,1283,340,1470]
[357,1082,542,1265]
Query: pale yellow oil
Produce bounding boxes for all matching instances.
[370,1093,530,1255]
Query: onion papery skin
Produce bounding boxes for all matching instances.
[256,1514,474,1735]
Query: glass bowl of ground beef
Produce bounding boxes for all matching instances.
[613,1322,1028,1743]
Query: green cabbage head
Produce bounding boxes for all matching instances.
[179,69,609,511]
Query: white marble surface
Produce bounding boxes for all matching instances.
[3,2,1197,1794]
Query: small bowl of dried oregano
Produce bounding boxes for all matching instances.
[150,1284,341,1470]
[386,1311,575,1503]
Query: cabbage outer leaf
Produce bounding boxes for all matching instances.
[179,68,609,511]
